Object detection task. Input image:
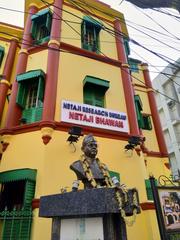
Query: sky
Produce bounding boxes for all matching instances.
[0,0,180,80]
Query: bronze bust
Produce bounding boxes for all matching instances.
[70,134,110,189]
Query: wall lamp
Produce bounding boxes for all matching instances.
[124,136,144,151]
[67,126,83,144]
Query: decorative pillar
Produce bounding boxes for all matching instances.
[114,20,139,136]
[5,4,38,128]
[141,63,168,155]
[0,39,18,123]
[42,0,63,122]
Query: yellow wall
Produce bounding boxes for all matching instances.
[55,52,126,122]
[26,50,48,72]
[61,4,118,60]
[0,129,168,240]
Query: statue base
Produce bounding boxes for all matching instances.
[39,188,140,240]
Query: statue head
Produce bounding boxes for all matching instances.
[81,134,98,159]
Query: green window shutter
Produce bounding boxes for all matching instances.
[22,109,33,124]
[33,107,43,122]
[124,38,130,56]
[84,87,94,105]
[46,12,52,33]
[19,209,33,240]
[84,87,104,107]
[2,217,11,239]
[134,95,144,129]
[37,76,44,102]
[142,115,152,130]
[83,76,109,107]
[81,21,86,45]
[23,180,36,208]
[81,16,101,53]
[0,169,37,183]
[145,179,157,201]
[94,89,104,107]
[1,208,33,240]
[16,83,28,109]
[0,46,5,67]
[31,9,52,43]
[31,20,37,40]
[22,107,43,124]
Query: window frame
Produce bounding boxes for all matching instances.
[31,9,52,45]
[83,76,109,108]
[0,169,36,240]
[16,70,45,124]
[142,114,152,130]
[81,16,102,53]
[134,95,152,130]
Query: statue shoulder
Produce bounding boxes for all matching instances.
[70,160,85,178]
[70,160,83,170]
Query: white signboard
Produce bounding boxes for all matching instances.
[60,217,104,240]
[61,100,129,133]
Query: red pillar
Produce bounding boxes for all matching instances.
[0,39,18,123]
[114,20,139,136]
[142,63,168,155]
[42,0,63,122]
[5,5,38,128]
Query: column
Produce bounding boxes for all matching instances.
[42,0,63,122]
[5,4,38,128]
[0,39,18,123]
[142,63,168,155]
[114,20,139,136]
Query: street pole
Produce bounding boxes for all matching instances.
[149,176,167,240]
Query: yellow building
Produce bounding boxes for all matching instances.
[0,0,170,239]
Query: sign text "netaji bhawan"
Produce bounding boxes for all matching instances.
[61,100,129,133]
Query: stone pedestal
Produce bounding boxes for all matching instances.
[39,188,140,240]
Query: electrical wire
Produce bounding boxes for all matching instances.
[1,1,180,104]
[40,0,180,104]
[66,0,180,70]
[3,1,179,76]
[1,3,180,49]
[133,5,180,41]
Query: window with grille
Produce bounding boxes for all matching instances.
[16,69,45,124]
[83,76,109,108]
[0,169,36,240]
[81,16,102,53]
[31,9,52,45]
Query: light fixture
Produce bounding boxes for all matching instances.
[124,136,144,152]
[67,126,83,144]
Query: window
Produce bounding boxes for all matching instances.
[31,9,52,44]
[134,95,152,130]
[124,37,130,57]
[16,69,45,124]
[0,46,5,67]
[83,76,109,108]
[142,114,152,130]
[81,16,102,53]
[145,179,157,201]
[128,58,141,73]
[0,169,36,240]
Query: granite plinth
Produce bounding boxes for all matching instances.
[39,188,140,218]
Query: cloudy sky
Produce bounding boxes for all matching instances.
[0,0,180,80]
